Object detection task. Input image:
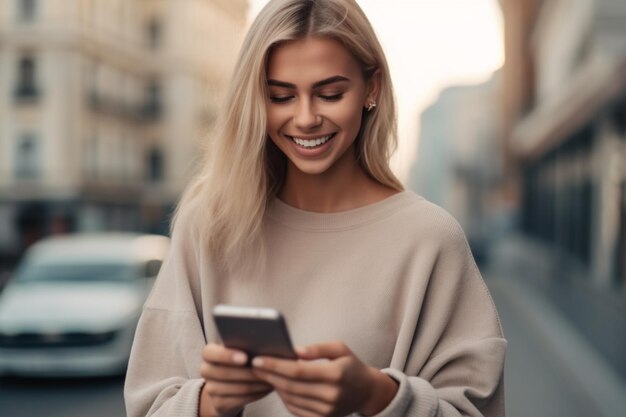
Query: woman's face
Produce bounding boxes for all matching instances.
[265,36,377,176]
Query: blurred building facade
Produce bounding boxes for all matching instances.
[0,0,247,265]
[501,0,626,377]
[410,74,502,264]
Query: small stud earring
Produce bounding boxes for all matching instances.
[367,102,377,112]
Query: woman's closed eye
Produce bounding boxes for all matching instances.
[269,95,293,103]
[269,91,344,104]
[319,92,343,101]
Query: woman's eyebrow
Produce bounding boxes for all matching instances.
[267,75,350,89]
[312,76,350,88]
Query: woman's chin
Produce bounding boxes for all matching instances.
[289,160,334,176]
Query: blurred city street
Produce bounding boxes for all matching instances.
[0,375,125,417]
[484,235,626,417]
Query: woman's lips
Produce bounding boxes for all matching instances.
[285,133,337,156]
[287,133,335,148]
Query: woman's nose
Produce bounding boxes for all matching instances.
[294,99,322,130]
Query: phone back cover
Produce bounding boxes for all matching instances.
[214,316,297,360]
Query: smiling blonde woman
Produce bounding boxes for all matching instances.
[124,1,507,417]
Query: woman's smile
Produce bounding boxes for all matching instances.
[286,133,336,149]
[283,132,338,158]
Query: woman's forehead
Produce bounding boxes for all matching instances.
[266,37,362,84]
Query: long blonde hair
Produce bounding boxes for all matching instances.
[174,0,403,268]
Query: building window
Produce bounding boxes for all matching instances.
[15,134,40,179]
[140,81,162,119]
[17,0,37,22]
[147,19,162,49]
[147,147,164,182]
[14,55,39,100]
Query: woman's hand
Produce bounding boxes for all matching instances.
[199,343,273,417]
[251,341,398,417]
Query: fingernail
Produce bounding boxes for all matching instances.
[295,346,307,355]
[233,352,247,364]
[252,357,264,367]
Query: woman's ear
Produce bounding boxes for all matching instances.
[364,69,381,108]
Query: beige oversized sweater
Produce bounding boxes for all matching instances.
[124,191,507,417]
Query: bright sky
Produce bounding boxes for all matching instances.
[248,0,504,183]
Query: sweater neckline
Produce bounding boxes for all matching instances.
[266,190,419,231]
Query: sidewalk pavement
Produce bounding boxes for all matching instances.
[483,234,626,417]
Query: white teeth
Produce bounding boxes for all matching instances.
[291,134,333,148]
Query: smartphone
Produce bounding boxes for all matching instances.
[212,304,297,362]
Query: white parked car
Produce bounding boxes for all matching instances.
[0,233,169,377]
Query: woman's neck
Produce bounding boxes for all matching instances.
[278,156,399,213]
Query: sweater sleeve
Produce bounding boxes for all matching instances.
[124,212,209,417]
[359,217,507,417]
